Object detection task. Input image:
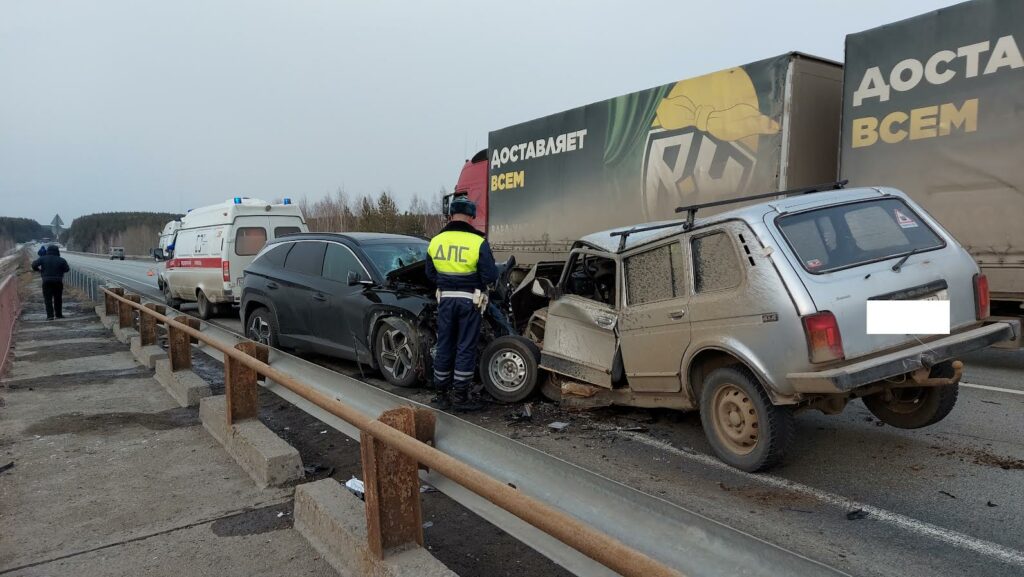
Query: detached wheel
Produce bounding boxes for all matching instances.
[699,366,793,472]
[863,385,958,429]
[246,307,279,348]
[196,290,213,320]
[375,318,420,388]
[480,336,541,403]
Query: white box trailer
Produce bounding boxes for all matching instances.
[159,197,307,318]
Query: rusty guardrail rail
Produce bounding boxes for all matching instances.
[0,273,20,377]
[101,286,686,577]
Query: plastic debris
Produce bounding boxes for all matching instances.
[548,421,570,431]
[420,484,437,493]
[422,521,434,529]
[506,404,533,423]
[345,477,365,500]
[846,508,868,520]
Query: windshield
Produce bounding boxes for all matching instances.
[362,241,429,275]
[777,198,945,274]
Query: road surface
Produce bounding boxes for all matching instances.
[63,251,1024,577]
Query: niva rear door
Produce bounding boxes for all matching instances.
[769,196,977,360]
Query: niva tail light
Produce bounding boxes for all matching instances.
[802,311,844,363]
[973,274,989,320]
[222,260,231,282]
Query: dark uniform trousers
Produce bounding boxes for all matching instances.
[42,280,64,319]
[433,297,481,393]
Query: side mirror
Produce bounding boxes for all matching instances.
[347,270,374,287]
[531,278,557,299]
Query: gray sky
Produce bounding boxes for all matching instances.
[1,0,957,224]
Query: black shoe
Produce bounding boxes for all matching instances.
[55,315,64,319]
[429,391,451,410]
[451,389,484,413]
[46,317,55,321]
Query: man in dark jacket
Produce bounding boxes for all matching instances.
[425,197,498,411]
[31,245,70,320]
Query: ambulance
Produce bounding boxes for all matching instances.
[159,197,307,318]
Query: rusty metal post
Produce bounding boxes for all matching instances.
[252,343,269,382]
[126,294,141,329]
[118,293,136,329]
[105,287,124,317]
[184,317,202,344]
[140,303,159,346]
[167,321,192,372]
[225,341,259,425]
[361,407,424,559]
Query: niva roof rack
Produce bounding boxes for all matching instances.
[610,180,847,251]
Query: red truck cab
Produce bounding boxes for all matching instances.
[446,149,489,233]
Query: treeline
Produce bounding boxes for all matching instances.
[0,217,49,253]
[298,190,447,239]
[65,212,182,254]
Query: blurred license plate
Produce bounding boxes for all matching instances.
[920,289,949,301]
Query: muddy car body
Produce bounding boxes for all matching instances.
[488,186,1019,471]
[240,232,514,387]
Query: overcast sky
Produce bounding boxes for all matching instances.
[1,0,957,224]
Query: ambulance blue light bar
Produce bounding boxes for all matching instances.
[233,197,242,204]
[283,198,291,205]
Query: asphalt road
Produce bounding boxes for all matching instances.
[62,252,1024,577]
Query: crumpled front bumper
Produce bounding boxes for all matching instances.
[786,320,1020,393]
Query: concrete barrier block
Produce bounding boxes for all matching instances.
[99,309,116,329]
[130,336,167,369]
[200,395,304,488]
[154,358,211,407]
[113,325,139,345]
[294,479,458,577]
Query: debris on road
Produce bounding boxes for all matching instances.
[846,508,869,521]
[548,421,570,432]
[422,521,434,529]
[345,476,365,500]
[506,403,533,423]
[987,501,998,507]
[0,461,13,475]
[939,490,957,499]
[420,484,438,493]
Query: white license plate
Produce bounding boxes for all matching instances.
[920,289,949,301]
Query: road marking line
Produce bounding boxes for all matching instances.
[960,382,1024,396]
[619,431,1024,569]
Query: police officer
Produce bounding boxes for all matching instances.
[425,197,498,412]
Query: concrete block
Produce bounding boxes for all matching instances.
[200,396,304,488]
[154,358,212,407]
[130,336,167,369]
[113,325,139,345]
[295,479,458,577]
[98,309,116,329]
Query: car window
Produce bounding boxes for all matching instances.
[563,252,617,306]
[692,231,741,293]
[777,198,944,273]
[274,226,301,239]
[625,242,686,305]
[283,242,326,276]
[322,243,364,283]
[361,241,428,276]
[256,243,292,268]
[235,227,268,256]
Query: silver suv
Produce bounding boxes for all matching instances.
[481,186,1019,471]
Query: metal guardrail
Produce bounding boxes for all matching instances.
[75,269,844,577]
[0,273,19,377]
[64,267,107,303]
[101,286,686,577]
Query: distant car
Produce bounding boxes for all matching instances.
[110,247,125,260]
[491,186,1020,471]
[240,232,513,388]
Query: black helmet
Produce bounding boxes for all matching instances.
[448,196,477,219]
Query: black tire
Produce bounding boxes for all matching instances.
[163,284,183,310]
[699,366,794,472]
[245,306,279,348]
[375,318,420,388]
[196,290,213,320]
[863,384,959,429]
[479,336,541,403]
